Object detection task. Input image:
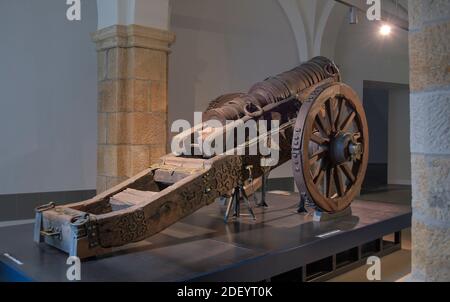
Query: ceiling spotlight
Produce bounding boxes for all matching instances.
[349,7,358,24]
[379,24,392,36]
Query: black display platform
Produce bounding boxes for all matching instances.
[0,193,411,282]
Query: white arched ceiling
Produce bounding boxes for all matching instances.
[96,0,170,30]
[313,0,337,57]
[317,1,347,59]
[96,0,345,61]
[277,0,309,61]
[277,0,347,61]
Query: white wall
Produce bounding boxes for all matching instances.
[168,0,299,124]
[0,0,98,194]
[97,0,170,30]
[168,0,299,179]
[388,87,411,185]
[332,8,410,186]
[319,2,346,59]
[334,12,409,101]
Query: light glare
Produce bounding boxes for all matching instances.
[379,24,392,36]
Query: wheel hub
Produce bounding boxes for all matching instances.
[329,132,361,165]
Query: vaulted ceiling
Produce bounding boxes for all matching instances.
[277,0,409,61]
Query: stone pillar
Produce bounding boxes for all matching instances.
[409,1,450,281]
[92,25,175,192]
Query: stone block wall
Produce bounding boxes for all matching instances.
[92,25,175,192]
[409,0,450,281]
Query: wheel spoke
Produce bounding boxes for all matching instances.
[334,167,345,197]
[311,133,329,145]
[311,159,320,176]
[335,98,346,131]
[340,111,356,132]
[326,166,334,198]
[340,163,355,184]
[309,149,327,165]
[314,166,326,185]
[317,109,331,136]
[314,118,327,138]
[326,98,336,133]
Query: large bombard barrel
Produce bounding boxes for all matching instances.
[203,56,340,122]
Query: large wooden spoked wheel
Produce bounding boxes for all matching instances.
[292,83,369,213]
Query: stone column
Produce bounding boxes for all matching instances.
[92,25,175,192]
[409,1,450,281]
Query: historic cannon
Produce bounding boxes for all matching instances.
[34,57,369,259]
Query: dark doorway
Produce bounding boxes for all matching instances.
[361,81,411,194]
[362,86,389,190]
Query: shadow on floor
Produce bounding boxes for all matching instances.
[360,184,412,205]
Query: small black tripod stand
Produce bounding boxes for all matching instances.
[224,184,256,222]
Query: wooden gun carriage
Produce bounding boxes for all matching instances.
[34,57,369,259]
